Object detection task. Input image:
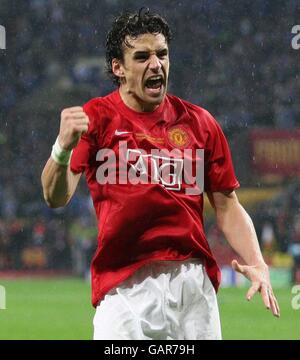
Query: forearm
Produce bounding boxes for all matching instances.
[41,157,80,208]
[216,195,265,266]
[210,191,280,316]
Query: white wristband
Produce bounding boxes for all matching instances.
[51,137,73,166]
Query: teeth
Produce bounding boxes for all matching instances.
[147,76,162,81]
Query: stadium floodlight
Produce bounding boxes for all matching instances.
[0,25,6,49]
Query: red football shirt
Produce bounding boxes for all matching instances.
[70,89,239,307]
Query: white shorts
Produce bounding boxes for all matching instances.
[93,259,222,340]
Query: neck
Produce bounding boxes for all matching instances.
[119,86,160,113]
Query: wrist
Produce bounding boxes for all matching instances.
[51,137,73,166]
[253,260,268,269]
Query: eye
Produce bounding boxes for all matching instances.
[134,54,149,62]
[157,51,168,59]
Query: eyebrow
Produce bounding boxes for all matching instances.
[133,48,169,56]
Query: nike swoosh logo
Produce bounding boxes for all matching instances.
[115,130,131,136]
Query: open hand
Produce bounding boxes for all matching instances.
[232,259,280,317]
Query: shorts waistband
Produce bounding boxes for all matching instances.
[106,258,204,297]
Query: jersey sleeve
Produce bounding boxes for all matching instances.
[204,113,240,192]
[70,99,100,174]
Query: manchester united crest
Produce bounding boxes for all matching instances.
[166,125,191,149]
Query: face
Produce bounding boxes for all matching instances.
[112,33,170,112]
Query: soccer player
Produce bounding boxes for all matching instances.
[41,9,280,340]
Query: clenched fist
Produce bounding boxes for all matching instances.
[58,106,89,151]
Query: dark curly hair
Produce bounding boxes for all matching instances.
[106,8,172,85]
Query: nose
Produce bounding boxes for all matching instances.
[148,55,161,72]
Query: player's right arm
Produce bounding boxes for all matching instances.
[41,106,89,208]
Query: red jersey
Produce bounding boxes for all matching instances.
[70,89,239,307]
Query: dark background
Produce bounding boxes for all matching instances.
[0,0,299,278]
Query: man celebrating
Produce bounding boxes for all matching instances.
[41,8,280,340]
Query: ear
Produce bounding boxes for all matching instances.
[112,58,125,80]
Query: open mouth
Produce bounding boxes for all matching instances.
[145,75,164,92]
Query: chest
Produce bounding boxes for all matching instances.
[99,112,205,154]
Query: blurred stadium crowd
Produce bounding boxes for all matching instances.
[0,0,299,280]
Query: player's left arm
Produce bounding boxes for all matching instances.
[207,190,280,317]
